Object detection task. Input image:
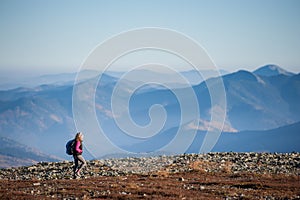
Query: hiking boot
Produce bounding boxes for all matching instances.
[76,170,81,177]
[73,171,80,179]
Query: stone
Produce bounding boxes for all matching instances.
[178,177,185,181]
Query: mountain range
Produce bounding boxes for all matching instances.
[0,64,299,167]
[0,136,59,168]
[188,121,300,153]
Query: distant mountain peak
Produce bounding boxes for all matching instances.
[253,64,294,77]
[223,69,265,84]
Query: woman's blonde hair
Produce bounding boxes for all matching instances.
[75,132,83,141]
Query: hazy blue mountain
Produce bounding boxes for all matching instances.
[106,69,229,86]
[0,84,75,158]
[220,70,300,130]
[0,65,299,163]
[0,70,100,90]
[212,121,300,153]
[181,69,229,85]
[150,69,300,131]
[0,73,117,161]
[253,64,295,77]
[108,120,300,155]
[0,68,228,90]
[186,121,300,153]
[93,67,300,155]
[0,136,60,168]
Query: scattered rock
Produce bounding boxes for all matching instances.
[178,177,185,181]
[0,152,299,181]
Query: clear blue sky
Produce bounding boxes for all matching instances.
[0,0,299,76]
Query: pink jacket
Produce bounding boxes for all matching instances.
[75,140,83,154]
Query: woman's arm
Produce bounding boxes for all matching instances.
[75,141,83,153]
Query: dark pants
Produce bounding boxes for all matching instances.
[73,154,86,174]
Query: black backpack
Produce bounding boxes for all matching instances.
[66,139,75,155]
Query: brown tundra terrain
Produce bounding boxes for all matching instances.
[1,152,299,199]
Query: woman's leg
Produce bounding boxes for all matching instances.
[76,155,86,174]
[73,155,79,175]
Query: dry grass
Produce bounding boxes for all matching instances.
[152,169,170,177]
[1,169,299,199]
[188,160,233,174]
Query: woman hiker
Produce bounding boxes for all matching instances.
[73,132,87,179]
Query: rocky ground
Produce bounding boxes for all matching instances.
[0,152,300,199]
